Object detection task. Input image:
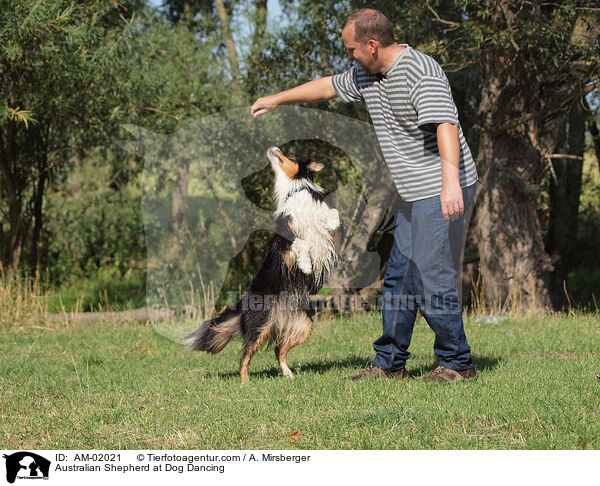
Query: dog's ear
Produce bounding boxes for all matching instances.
[307,161,324,172]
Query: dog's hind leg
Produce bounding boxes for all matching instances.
[239,325,271,383]
[275,313,313,379]
[274,345,294,378]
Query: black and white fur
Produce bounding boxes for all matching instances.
[187,147,339,382]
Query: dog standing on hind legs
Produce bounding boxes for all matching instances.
[187,147,340,383]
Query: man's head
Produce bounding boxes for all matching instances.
[341,8,395,74]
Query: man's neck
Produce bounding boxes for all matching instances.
[377,43,407,73]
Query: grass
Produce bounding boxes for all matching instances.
[46,266,147,313]
[1,312,599,449]
[0,265,49,326]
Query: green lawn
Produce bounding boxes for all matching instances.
[1,312,598,449]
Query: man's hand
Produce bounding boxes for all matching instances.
[251,94,279,118]
[437,122,463,222]
[250,77,337,118]
[440,181,464,222]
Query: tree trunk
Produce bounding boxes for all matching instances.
[476,130,554,309]
[165,4,196,262]
[30,153,49,275]
[204,175,238,252]
[170,158,189,252]
[472,2,596,311]
[319,40,330,74]
[545,100,585,309]
[251,0,267,60]
[182,0,194,27]
[0,119,25,268]
[214,0,243,103]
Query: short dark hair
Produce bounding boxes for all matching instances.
[342,8,395,47]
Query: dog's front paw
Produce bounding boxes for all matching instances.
[291,239,313,274]
[325,208,340,231]
[297,257,313,274]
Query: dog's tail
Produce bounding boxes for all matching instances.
[186,307,242,353]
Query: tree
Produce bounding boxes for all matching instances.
[0,0,142,271]
[464,1,599,308]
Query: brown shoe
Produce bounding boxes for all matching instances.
[350,365,409,382]
[424,366,478,383]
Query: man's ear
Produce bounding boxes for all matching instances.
[368,39,378,52]
[307,161,324,172]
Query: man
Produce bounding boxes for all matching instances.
[251,8,479,383]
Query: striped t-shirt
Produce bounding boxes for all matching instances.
[332,46,478,201]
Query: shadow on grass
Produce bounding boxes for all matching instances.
[212,355,501,381]
[217,355,371,381]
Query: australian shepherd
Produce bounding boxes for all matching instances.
[187,147,340,382]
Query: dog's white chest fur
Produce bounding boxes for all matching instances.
[274,179,339,279]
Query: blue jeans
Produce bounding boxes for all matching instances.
[372,183,478,372]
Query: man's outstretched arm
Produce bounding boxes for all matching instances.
[250,76,337,118]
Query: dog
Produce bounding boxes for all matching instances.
[187,147,340,382]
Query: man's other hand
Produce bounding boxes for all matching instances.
[440,182,464,222]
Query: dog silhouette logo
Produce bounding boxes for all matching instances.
[3,452,51,483]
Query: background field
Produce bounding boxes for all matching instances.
[1,312,598,449]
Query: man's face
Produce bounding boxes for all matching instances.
[342,23,377,74]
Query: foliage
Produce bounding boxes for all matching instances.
[47,266,147,313]
[120,11,231,126]
[0,0,143,269]
[43,149,146,284]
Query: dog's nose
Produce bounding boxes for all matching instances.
[267,146,280,158]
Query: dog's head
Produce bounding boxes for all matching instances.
[267,147,324,182]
